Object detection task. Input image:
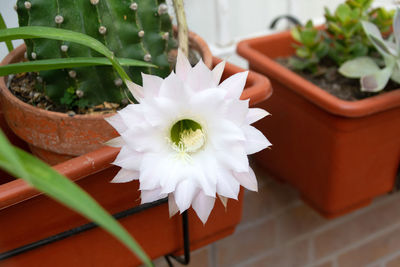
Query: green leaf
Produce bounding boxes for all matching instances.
[390,63,400,84]
[300,29,317,47]
[0,13,13,52]
[339,57,380,78]
[336,4,352,23]
[289,57,317,72]
[328,22,343,35]
[315,42,329,58]
[296,47,310,58]
[0,57,156,76]
[393,9,400,50]
[291,27,301,42]
[361,63,394,92]
[0,27,132,84]
[349,42,368,57]
[0,130,153,267]
[362,21,393,57]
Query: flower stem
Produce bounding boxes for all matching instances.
[173,0,189,57]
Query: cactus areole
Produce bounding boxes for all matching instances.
[16,0,176,107]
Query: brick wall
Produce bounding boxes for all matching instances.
[152,162,400,267]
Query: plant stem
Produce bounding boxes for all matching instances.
[173,0,189,57]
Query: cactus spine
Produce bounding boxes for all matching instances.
[16,0,175,107]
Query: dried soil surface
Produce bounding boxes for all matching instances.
[276,57,399,101]
[8,72,121,115]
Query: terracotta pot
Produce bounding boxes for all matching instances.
[237,30,400,218]
[0,59,272,266]
[0,31,213,165]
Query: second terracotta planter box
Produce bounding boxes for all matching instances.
[237,30,400,218]
[0,58,272,266]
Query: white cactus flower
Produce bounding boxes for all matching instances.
[105,50,271,223]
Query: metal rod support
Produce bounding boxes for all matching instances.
[0,197,169,261]
[164,210,190,266]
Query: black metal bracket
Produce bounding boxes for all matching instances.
[0,197,191,267]
[269,14,302,30]
[164,211,190,266]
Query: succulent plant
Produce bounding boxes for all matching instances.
[325,0,393,65]
[289,20,329,73]
[15,0,175,108]
[290,0,394,73]
[339,10,400,92]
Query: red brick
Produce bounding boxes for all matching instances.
[314,194,400,259]
[242,164,298,225]
[338,226,400,267]
[216,218,276,266]
[387,254,400,267]
[277,204,327,244]
[242,239,310,267]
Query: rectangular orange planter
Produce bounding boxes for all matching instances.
[0,58,272,266]
[237,30,400,218]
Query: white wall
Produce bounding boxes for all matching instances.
[1,0,397,67]
[0,1,23,60]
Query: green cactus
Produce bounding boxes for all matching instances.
[16,0,175,108]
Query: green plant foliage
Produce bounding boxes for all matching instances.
[0,57,155,76]
[339,10,400,92]
[290,20,329,72]
[290,0,394,73]
[0,130,153,266]
[15,0,175,107]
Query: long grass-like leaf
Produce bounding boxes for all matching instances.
[0,131,153,267]
[0,57,156,76]
[0,26,132,82]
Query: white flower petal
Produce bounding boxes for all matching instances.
[104,136,125,147]
[168,193,179,217]
[141,187,167,204]
[216,167,240,199]
[139,153,165,190]
[234,167,258,191]
[225,99,249,126]
[111,168,139,183]
[192,191,216,224]
[159,72,191,101]
[104,113,128,133]
[176,49,192,81]
[215,144,249,173]
[117,104,146,128]
[142,73,163,98]
[174,179,199,212]
[186,59,216,91]
[243,125,272,154]
[218,195,228,208]
[126,80,144,102]
[218,71,248,99]
[188,88,226,120]
[112,146,143,171]
[121,125,165,153]
[247,108,270,124]
[212,61,226,85]
[142,96,182,127]
[209,120,246,150]
[192,164,216,197]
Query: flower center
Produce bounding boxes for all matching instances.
[170,119,205,153]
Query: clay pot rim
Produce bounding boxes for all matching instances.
[0,31,213,121]
[237,30,400,118]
